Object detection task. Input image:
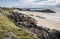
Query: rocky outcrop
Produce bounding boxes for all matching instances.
[17,8,55,13]
[39,9,55,13]
[7,12,60,39]
[31,9,55,13]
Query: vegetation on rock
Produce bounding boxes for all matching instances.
[0,8,39,39]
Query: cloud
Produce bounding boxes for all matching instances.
[18,0,60,8]
[0,0,60,8]
[55,3,60,7]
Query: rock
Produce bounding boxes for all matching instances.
[50,29,60,39]
[32,9,55,13]
[39,9,55,13]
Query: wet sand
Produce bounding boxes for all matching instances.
[14,10,60,30]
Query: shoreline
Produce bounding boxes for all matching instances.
[14,10,60,30]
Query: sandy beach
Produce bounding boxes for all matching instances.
[15,10,60,30]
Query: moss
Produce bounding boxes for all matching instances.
[12,29,29,36]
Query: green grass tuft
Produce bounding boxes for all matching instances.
[0,11,39,39]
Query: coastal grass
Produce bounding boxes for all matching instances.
[1,9,13,14]
[0,14,39,39]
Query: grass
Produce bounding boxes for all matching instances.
[0,10,39,39]
[0,8,14,15]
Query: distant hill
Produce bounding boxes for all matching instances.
[39,9,55,13]
[17,8,55,13]
[30,9,55,13]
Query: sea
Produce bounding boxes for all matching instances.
[30,8,60,23]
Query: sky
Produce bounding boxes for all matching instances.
[0,0,60,8]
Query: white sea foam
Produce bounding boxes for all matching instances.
[38,12,60,23]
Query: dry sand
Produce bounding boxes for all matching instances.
[14,10,60,30]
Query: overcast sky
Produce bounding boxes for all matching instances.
[0,0,60,8]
